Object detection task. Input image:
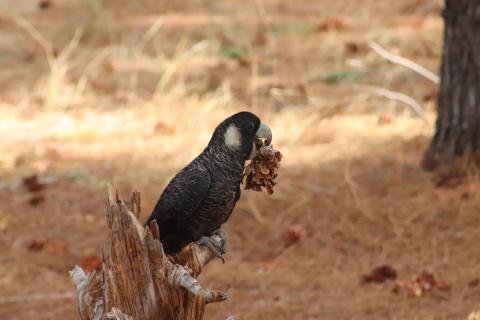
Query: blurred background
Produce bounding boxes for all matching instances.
[1,0,479,319]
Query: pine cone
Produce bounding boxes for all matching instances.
[242,144,282,194]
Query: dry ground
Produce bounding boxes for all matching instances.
[1,0,480,319]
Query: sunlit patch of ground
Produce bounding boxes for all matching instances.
[1,1,480,319]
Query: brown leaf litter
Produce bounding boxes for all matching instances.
[362,265,398,284]
[392,271,451,297]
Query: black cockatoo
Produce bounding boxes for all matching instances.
[145,111,272,260]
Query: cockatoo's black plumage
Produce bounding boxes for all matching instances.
[145,111,272,257]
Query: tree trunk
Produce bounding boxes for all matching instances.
[422,0,480,170]
[69,184,227,320]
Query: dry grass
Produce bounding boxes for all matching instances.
[1,0,480,319]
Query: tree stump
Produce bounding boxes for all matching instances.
[69,184,227,320]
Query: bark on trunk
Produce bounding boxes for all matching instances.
[69,184,227,320]
[422,0,480,170]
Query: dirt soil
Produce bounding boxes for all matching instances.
[1,0,480,319]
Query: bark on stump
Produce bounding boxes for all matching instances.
[422,0,480,170]
[69,184,227,320]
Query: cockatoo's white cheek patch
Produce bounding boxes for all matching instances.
[224,124,241,150]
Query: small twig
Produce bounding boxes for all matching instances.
[368,41,440,85]
[138,18,164,50]
[56,28,83,65]
[9,15,55,67]
[355,84,429,123]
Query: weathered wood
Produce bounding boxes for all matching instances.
[70,183,227,320]
[423,0,480,170]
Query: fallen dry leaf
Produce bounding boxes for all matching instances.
[154,122,176,135]
[344,41,368,55]
[362,265,397,283]
[469,278,480,288]
[317,18,349,32]
[27,239,45,251]
[27,238,68,254]
[23,174,46,192]
[422,89,437,102]
[28,194,45,207]
[461,192,471,200]
[38,0,52,10]
[236,56,252,68]
[242,143,282,194]
[393,271,450,297]
[282,225,306,247]
[378,113,393,125]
